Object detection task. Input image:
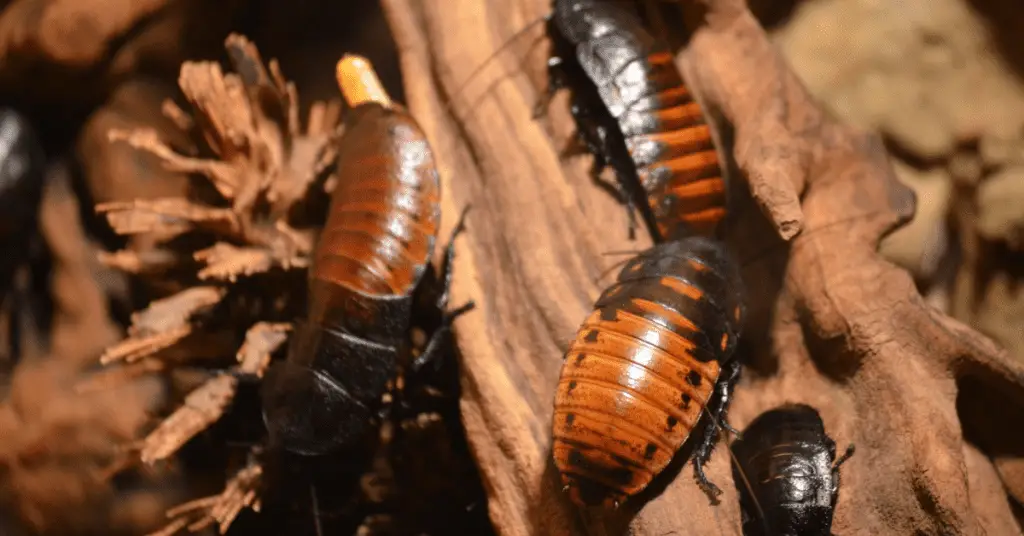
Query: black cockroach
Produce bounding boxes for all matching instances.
[538,0,727,242]
[729,403,855,536]
[552,235,745,508]
[0,108,45,252]
[261,55,474,456]
[0,107,46,362]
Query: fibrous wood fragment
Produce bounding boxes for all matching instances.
[140,374,239,464]
[93,35,341,535]
[101,286,226,364]
[148,456,263,536]
[236,322,290,377]
[381,0,1024,534]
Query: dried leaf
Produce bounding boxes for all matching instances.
[236,322,291,376]
[140,374,239,464]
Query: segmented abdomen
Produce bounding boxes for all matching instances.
[620,52,725,240]
[310,104,441,301]
[552,237,743,507]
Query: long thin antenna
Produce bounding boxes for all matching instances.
[695,396,768,534]
[439,16,549,118]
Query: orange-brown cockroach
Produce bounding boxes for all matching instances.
[261,55,473,456]
[538,0,728,242]
[552,235,744,508]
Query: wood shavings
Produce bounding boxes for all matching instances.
[148,457,263,536]
[96,195,240,239]
[97,248,179,275]
[140,374,239,464]
[101,286,226,364]
[236,322,290,377]
[91,34,341,535]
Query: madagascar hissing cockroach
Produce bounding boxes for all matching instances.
[261,55,474,456]
[551,235,745,508]
[729,403,855,536]
[538,0,727,242]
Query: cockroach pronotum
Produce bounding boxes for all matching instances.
[261,55,474,456]
[538,0,727,242]
[729,403,855,536]
[551,235,745,508]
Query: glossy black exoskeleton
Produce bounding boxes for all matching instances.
[730,403,855,536]
[0,108,45,257]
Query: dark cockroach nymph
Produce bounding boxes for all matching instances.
[730,403,855,536]
[261,55,474,456]
[538,0,727,242]
[551,236,745,508]
[0,108,45,264]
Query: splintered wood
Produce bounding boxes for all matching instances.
[147,455,264,536]
[90,33,341,535]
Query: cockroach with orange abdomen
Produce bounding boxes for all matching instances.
[261,55,475,457]
[552,235,745,508]
[439,1,728,243]
[539,0,728,243]
[730,404,855,536]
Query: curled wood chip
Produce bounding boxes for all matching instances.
[150,457,263,536]
[236,322,291,377]
[140,374,239,464]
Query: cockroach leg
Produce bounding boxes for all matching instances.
[410,301,476,374]
[433,204,472,313]
[691,359,741,502]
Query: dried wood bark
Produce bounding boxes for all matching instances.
[381,0,1024,534]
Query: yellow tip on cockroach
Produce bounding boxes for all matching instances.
[336,54,392,109]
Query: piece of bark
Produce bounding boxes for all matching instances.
[381,0,1024,534]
